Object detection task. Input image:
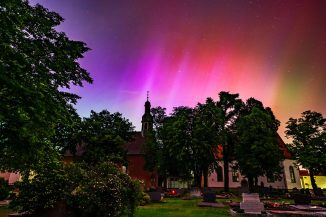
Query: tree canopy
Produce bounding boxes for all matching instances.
[79,110,134,165]
[285,110,326,194]
[216,91,244,192]
[0,0,92,171]
[235,100,282,192]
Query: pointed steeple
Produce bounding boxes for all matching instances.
[141,91,153,136]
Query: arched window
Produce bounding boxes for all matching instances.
[289,166,296,183]
[216,166,223,182]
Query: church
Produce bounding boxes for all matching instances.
[125,97,303,191]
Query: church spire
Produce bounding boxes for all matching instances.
[142,91,153,136]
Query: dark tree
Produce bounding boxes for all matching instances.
[79,110,134,165]
[235,102,283,192]
[216,92,244,192]
[156,100,223,188]
[192,98,223,187]
[0,0,92,171]
[160,107,194,181]
[285,110,326,194]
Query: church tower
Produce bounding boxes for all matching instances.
[141,92,153,137]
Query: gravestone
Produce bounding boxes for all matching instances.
[240,193,264,214]
[240,179,249,193]
[148,191,163,202]
[293,193,311,205]
[203,192,216,203]
[190,188,201,197]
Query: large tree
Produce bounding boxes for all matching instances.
[216,92,244,192]
[156,99,223,188]
[0,0,92,171]
[79,110,134,165]
[235,99,283,192]
[285,110,326,194]
[160,107,194,181]
[192,98,223,187]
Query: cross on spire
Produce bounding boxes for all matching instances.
[147,91,149,101]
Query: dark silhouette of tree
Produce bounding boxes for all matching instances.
[216,92,244,192]
[285,110,326,195]
[0,0,92,171]
[235,99,282,192]
[160,107,194,181]
[79,110,134,165]
[153,100,223,188]
[192,98,223,187]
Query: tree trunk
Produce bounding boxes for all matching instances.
[203,167,208,188]
[223,144,229,192]
[194,172,202,188]
[309,168,318,195]
[163,176,167,190]
[248,176,254,193]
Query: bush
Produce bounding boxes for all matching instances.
[0,177,9,200]
[139,192,150,206]
[11,161,141,217]
[69,162,141,217]
[10,161,70,213]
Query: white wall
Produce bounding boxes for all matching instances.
[283,159,301,190]
[208,160,300,190]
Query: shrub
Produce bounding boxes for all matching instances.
[10,161,69,213]
[0,177,9,200]
[139,192,150,206]
[11,161,141,217]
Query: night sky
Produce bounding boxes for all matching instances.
[30,0,326,141]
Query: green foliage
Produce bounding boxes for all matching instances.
[139,192,150,206]
[235,101,282,192]
[160,106,194,180]
[216,91,244,192]
[0,177,10,200]
[285,110,326,193]
[0,0,92,171]
[10,160,69,213]
[158,99,224,187]
[69,162,141,217]
[79,110,134,165]
[11,161,142,217]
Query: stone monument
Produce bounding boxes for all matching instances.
[240,193,264,214]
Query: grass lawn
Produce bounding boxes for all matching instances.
[133,198,231,217]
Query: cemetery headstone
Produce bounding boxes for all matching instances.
[190,188,201,197]
[148,191,162,202]
[203,192,216,203]
[293,193,311,205]
[240,193,264,214]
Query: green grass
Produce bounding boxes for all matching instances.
[133,198,231,217]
